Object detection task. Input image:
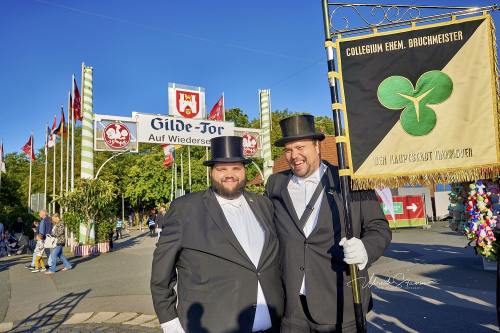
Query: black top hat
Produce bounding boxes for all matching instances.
[203,136,252,166]
[274,114,326,147]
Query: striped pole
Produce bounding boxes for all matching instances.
[80,63,94,179]
[259,89,273,183]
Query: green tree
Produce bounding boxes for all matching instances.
[57,178,117,244]
[225,108,251,127]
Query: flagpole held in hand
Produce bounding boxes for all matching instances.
[321,1,365,332]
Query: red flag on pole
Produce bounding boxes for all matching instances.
[161,144,175,168]
[207,95,224,121]
[73,78,82,121]
[54,108,67,136]
[22,135,35,161]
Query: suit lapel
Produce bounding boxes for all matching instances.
[310,163,344,238]
[203,189,254,269]
[280,174,306,237]
[243,192,271,270]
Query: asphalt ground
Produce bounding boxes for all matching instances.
[0,222,498,332]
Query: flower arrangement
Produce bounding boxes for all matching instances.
[464,181,498,261]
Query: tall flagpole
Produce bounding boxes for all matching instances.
[322,1,364,331]
[28,134,33,212]
[0,140,2,193]
[71,75,76,191]
[222,92,225,121]
[66,92,70,194]
[205,146,209,187]
[170,163,174,202]
[188,146,191,192]
[60,106,64,213]
[180,151,184,196]
[174,159,178,198]
[80,63,94,180]
[53,122,56,214]
[44,125,48,211]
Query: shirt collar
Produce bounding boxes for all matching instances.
[214,193,245,208]
[291,162,327,186]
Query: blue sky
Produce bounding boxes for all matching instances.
[0,0,498,153]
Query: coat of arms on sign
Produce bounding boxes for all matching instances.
[176,90,200,118]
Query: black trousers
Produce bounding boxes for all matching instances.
[115,227,122,240]
[281,295,357,333]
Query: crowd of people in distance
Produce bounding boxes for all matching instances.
[0,217,30,257]
[0,210,73,275]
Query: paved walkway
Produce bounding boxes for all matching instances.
[0,223,498,332]
[0,230,160,332]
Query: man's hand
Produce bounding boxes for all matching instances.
[339,237,368,270]
[161,317,185,333]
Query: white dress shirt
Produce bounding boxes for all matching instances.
[215,193,272,332]
[287,163,327,295]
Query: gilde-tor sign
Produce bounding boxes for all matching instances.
[134,112,235,147]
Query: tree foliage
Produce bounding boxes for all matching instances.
[57,178,117,244]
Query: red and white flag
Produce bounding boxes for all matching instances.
[161,144,175,168]
[47,115,57,148]
[22,135,35,161]
[73,77,82,121]
[0,141,5,173]
[207,95,224,121]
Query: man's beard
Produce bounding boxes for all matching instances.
[211,176,247,199]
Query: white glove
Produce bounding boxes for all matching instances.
[340,237,368,270]
[161,317,185,333]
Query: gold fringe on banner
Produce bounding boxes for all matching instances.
[351,165,500,190]
[351,15,500,190]
[489,16,500,159]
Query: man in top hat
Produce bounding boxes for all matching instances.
[265,115,391,332]
[151,136,284,333]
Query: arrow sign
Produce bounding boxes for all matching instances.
[406,203,418,213]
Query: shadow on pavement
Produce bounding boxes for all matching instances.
[366,239,499,332]
[113,231,148,251]
[368,276,497,332]
[9,289,90,333]
[383,242,470,265]
[68,253,100,269]
[0,256,24,273]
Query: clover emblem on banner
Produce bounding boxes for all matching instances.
[377,70,453,136]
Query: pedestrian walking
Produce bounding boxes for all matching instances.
[148,217,156,237]
[26,210,52,270]
[154,206,167,239]
[115,217,123,240]
[45,214,72,274]
[31,234,46,273]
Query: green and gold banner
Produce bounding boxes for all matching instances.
[337,15,500,189]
